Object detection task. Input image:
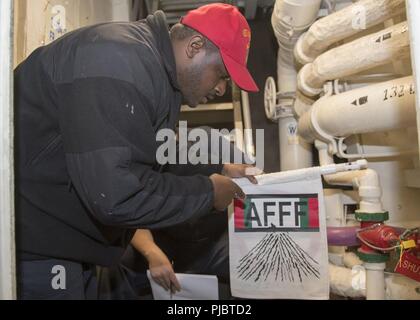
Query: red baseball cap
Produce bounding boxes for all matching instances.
[181,3,259,92]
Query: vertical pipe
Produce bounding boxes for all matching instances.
[279,116,313,171]
[241,91,255,159]
[406,0,420,164]
[365,263,387,300]
[272,0,321,171]
[0,0,16,300]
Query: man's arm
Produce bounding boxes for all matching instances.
[57,77,243,229]
[131,230,181,292]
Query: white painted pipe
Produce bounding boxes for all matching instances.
[326,169,384,213]
[299,76,416,143]
[257,160,367,186]
[241,91,255,159]
[317,141,387,299]
[110,0,131,21]
[316,142,385,214]
[0,0,16,300]
[406,0,420,163]
[272,0,322,53]
[272,0,322,171]
[293,91,315,118]
[365,263,387,300]
[294,0,406,65]
[279,116,313,171]
[298,22,411,96]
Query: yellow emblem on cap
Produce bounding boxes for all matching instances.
[243,29,251,49]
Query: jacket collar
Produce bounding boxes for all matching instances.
[146,11,180,91]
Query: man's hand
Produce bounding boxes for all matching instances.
[148,248,181,294]
[210,174,245,211]
[222,164,263,184]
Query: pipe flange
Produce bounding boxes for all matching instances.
[355,212,389,222]
[297,64,323,97]
[294,33,314,65]
[357,250,390,263]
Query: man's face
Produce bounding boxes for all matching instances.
[178,47,230,108]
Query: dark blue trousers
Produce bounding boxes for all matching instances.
[17,259,97,300]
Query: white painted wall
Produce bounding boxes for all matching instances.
[14,0,131,66]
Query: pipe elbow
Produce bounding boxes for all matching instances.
[297,63,323,97]
[294,32,314,65]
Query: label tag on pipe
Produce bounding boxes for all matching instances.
[394,251,420,282]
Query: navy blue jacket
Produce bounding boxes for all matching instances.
[15,12,221,266]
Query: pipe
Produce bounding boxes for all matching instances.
[298,22,411,97]
[316,142,384,214]
[257,159,367,186]
[272,0,322,171]
[278,116,314,171]
[330,263,420,299]
[328,227,361,246]
[343,252,364,269]
[365,262,387,300]
[277,46,313,171]
[293,91,315,118]
[299,76,416,144]
[241,91,255,159]
[317,141,389,299]
[406,0,420,163]
[294,0,406,64]
[329,264,366,298]
[272,0,322,53]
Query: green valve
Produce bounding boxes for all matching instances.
[355,211,389,222]
[357,251,390,263]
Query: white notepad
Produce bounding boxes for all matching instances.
[147,271,219,300]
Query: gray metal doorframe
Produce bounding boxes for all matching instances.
[0,0,16,301]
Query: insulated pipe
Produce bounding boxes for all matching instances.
[298,22,411,96]
[272,0,321,171]
[299,76,416,143]
[329,264,366,298]
[293,91,315,118]
[272,0,322,53]
[294,0,406,65]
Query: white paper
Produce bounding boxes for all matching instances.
[147,271,219,300]
[229,173,330,300]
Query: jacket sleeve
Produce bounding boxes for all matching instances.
[57,76,215,230]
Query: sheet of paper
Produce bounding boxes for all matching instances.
[147,271,219,300]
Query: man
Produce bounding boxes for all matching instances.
[15,3,259,299]
[98,129,254,300]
